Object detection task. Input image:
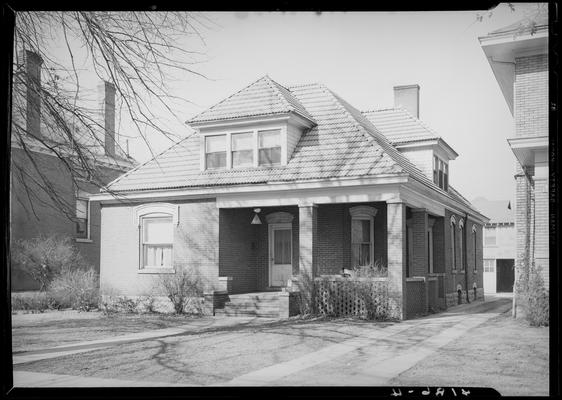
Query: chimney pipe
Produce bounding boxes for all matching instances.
[394,84,420,119]
[98,81,116,157]
[25,50,43,139]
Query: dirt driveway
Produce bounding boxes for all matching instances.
[12,295,549,395]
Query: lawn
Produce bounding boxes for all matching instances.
[388,311,550,396]
[11,311,218,352]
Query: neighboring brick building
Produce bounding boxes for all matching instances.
[93,76,488,320]
[472,197,515,293]
[480,9,549,314]
[10,50,136,291]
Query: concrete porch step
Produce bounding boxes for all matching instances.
[216,291,284,318]
[215,308,279,318]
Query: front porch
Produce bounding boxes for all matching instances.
[216,201,448,319]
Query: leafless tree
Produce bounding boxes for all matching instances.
[11,11,213,220]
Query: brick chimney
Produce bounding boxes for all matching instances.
[394,84,420,119]
[24,50,43,138]
[98,81,116,157]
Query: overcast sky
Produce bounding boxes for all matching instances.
[49,5,545,204]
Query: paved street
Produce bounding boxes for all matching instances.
[13,295,513,387]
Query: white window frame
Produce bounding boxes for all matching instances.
[349,206,378,269]
[199,123,288,171]
[204,134,227,170]
[433,154,448,191]
[134,203,178,274]
[258,129,282,166]
[75,190,91,242]
[472,225,478,272]
[483,259,495,273]
[450,215,456,271]
[231,131,254,168]
[459,218,465,271]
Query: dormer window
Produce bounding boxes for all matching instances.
[232,132,253,167]
[258,129,281,166]
[433,155,448,191]
[205,135,226,169]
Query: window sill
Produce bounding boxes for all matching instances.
[75,238,93,243]
[138,268,176,274]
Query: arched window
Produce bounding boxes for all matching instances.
[450,215,456,270]
[350,206,377,268]
[459,218,464,271]
[472,225,478,272]
[134,203,178,270]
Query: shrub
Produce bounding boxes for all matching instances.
[292,272,318,316]
[523,264,549,327]
[353,259,388,278]
[12,235,89,291]
[11,292,51,313]
[158,267,204,315]
[48,268,99,311]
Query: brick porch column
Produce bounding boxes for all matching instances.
[299,203,318,277]
[411,209,428,276]
[387,202,407,319]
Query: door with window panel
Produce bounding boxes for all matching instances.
[269,223,292,287]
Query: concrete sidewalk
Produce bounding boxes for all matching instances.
[221,299,512,386]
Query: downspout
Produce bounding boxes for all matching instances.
[464,212,470,303]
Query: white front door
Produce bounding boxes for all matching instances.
[269,223,292,287]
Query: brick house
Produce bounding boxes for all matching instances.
[479,9,549,311]
[94,76,488,319]
[10,50,136,290]
[472,198,515,293]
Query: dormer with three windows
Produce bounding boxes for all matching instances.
[186,76,316,171]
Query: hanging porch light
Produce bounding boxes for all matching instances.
[251,208,262,225]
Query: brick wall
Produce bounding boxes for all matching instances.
[315,202,387,275]
[100,199,219,297]
[255,206,299,290]
[514,54,548,138]
[406,279,426,318]
[442,209,484,302]
[10,147,128,290]
[411,210,428,276]
[218,208,257,294]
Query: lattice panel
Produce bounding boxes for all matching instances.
[314,278,389,318]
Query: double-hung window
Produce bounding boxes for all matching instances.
[433,156,448,191]
[205,135,226,169]
[231,132,254,167]
[351,218,373,268]
[258,129,281,165]
[459,220,464,271]
[451,218,456,270]
[483,259,495,273]
[75,196,89,239]
[141,215,173,269]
